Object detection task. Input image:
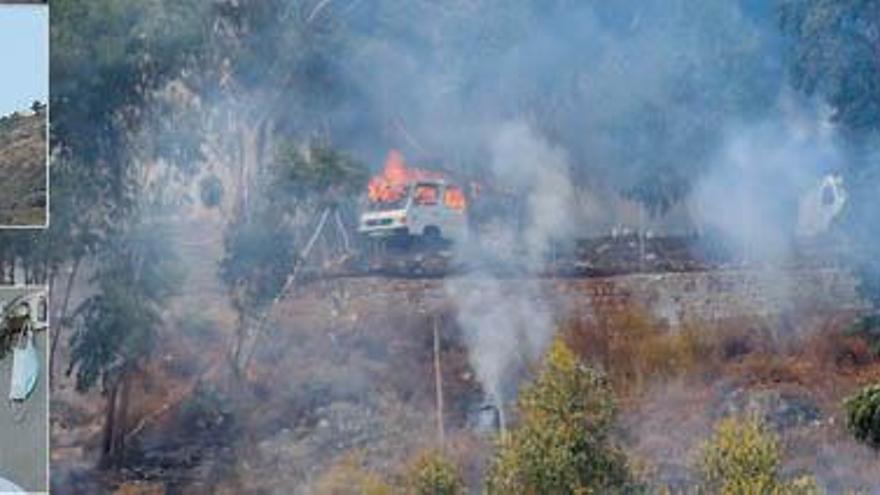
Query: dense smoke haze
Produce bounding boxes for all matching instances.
[339,1,784,188]
[39,0,880,492]
[308,0,853,252]
[692,94,844,261]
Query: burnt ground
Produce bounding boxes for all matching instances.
[0,109,47,226]
[48,213,880,493]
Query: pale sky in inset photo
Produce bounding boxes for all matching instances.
[0,6,48,117]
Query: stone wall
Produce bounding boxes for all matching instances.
[288,268,868,329]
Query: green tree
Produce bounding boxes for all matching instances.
[272,142,367,203]
[218,138,367,378]
[486,337,630,494]
[46,156,104,385]
[52,0,210,170]
[779,0,880,135]
[219,202,296,377]
[843,383,880,450]
[67,218,183,467]
[48,0,213,386]
[698,416,817,494]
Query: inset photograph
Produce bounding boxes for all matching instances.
[0,287,48,493]
[0,5,48,227]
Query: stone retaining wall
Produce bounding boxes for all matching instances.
[286,268,868,328]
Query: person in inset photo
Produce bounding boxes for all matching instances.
[0,289,48,493]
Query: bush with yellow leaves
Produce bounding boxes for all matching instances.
[405,450,464,495]
[698,416,817,494]
[311,454,393,495]
[485,337,631,494]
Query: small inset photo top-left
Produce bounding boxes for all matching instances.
[0,4,48,227]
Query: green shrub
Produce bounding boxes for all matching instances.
[844,383,880,450]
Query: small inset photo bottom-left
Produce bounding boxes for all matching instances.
[0,4,48,227]
[0,287,48,493]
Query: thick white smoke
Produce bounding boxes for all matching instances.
[691,96,842,261]
[447,121,574,411]
[488,121,576,266]
[445,277,552,403]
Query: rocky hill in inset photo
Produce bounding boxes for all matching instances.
[0,104,46,225]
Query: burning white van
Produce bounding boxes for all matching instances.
[359,150,469,244]
[359,178,469,243]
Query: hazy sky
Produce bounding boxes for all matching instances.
[0,6,48,116]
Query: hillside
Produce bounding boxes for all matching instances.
[0,107,47,225]
[49,215,880,493]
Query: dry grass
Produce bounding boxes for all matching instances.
[562,307,715,397]
[582,304,880,492]
[563,304,880,405]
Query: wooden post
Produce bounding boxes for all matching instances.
[639,206,646,272]
[333,207,351,253]
[433,316,445,447]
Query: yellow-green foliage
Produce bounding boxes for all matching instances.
[405,450,464,495]
[486,337,630,494]
[698,416,818,495]
[312,455,394,495]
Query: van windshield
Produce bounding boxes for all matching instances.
[413,184,440,205]
[368,197,408,211]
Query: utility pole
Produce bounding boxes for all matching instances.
[433,316,445,447]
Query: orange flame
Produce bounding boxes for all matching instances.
[444,186,466,211]
[367,150,466,211]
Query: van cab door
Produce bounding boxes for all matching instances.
[410,183,443,235]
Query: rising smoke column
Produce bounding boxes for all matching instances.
[446,121,576,419]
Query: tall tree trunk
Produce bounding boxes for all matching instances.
[101,369,133,468]
[114,370,132,464]
[100,381,119,468]
[229,308,249,380]
[50,255,81,388]
[240,125,260,216]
